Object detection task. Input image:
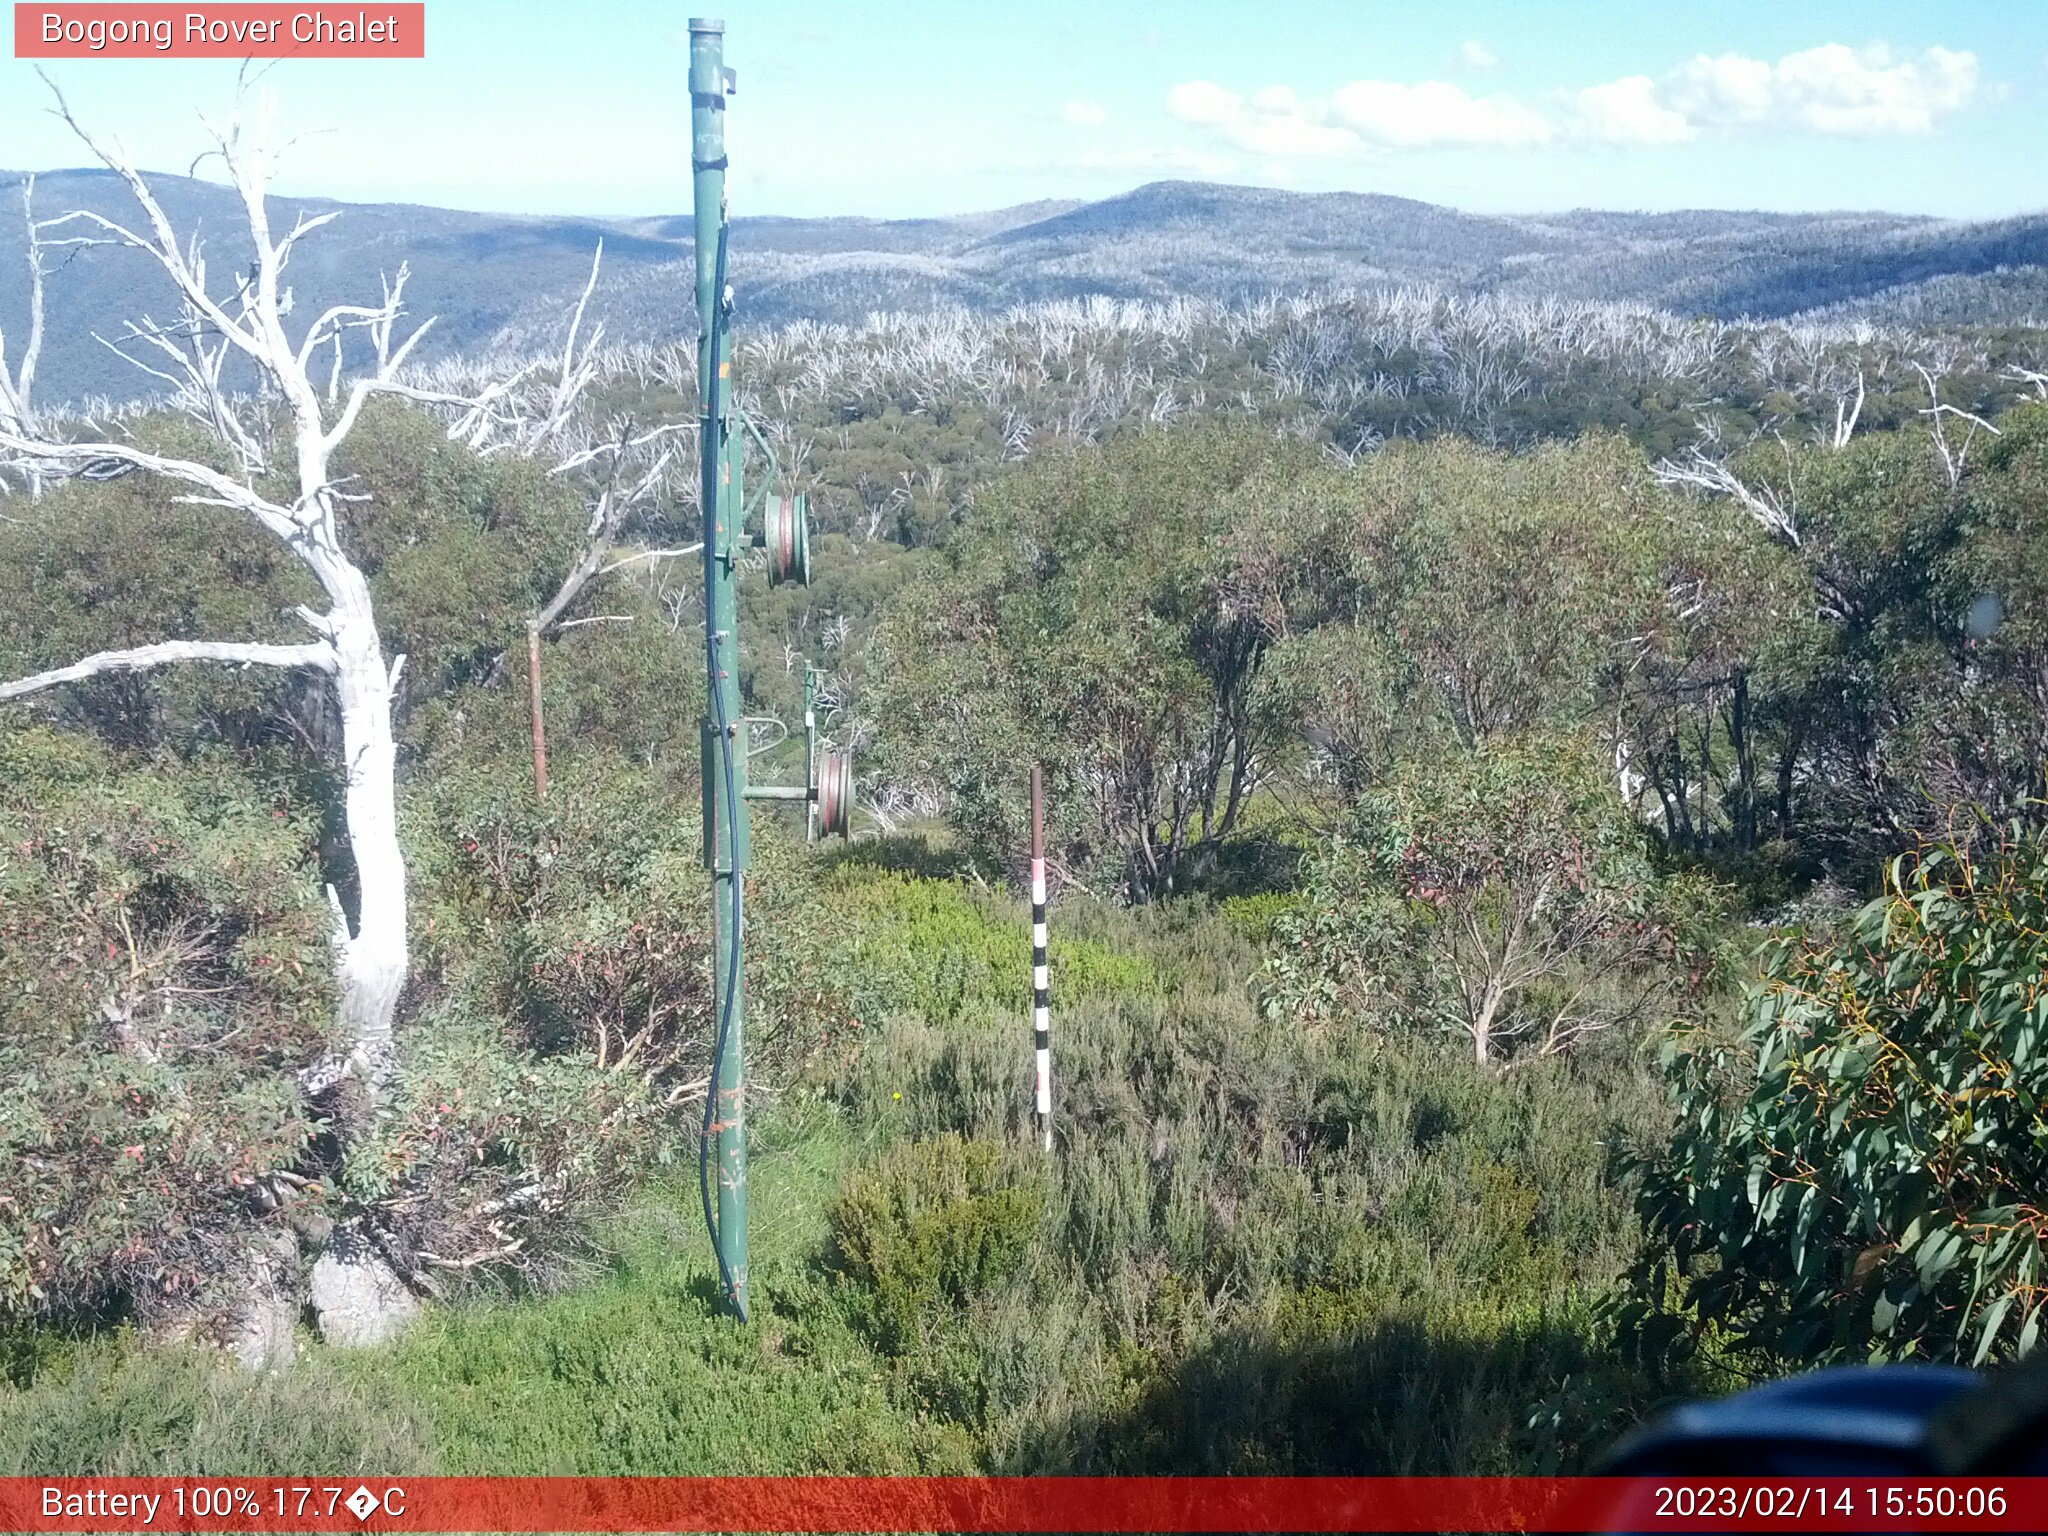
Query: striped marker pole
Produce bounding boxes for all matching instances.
[1030,765,1052,1150]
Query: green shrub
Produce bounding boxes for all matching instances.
[0,724,334,1326]
[822,892,1675,1472]
[1624,823,2048,1369]
[0,427,314,754]
[1264,733,1723,1067]
[828,1135,1047,1354]
[0,1336,434,1476]
[406,752,714,1085]
[368,1173,978,1475]
[825,869,1154,1026]
[389,728,853,1287]
[1218,891,1299,945]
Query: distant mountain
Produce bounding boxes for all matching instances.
[3,171,2045,404]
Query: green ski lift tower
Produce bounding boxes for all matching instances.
[690,16,853,1322]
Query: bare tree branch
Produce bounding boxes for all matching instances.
[1915,363,1999,489]
[0,639,335,701]
[600,544,702,575]
[532,422,677,634]
[1653,444,1801,548]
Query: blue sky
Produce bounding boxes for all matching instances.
[2,0,2043,219]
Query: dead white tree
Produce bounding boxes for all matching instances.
[1915,363,2000,489]
[524,414,686,799]
[499,244,693,800]
[0,82,511,1101]
[1829,368,1865,450]
[1653,418,1803,550]
[2006,366,2048,401]
[0,176,49,495]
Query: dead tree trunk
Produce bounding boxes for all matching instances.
[0,81,519,1098]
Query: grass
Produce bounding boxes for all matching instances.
[350,1100,973,1474]
[0,1333,435,1477]
[820,886,1683,1473]
[1,854,1702,1477]
[0,1101,971,1476]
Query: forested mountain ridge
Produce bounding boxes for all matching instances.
[5,167,2047,402]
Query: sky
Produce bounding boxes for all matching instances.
[1,1,2044,221]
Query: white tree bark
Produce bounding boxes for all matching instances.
[0,175,49,495]
[326,577,407,1090]
[0,639,335,700]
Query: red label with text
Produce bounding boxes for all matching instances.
[14,4,425,58]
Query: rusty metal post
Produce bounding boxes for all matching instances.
[526,625,548,803]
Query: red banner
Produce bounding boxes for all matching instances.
[13,5,425,58]
[1,1477,2044,1532]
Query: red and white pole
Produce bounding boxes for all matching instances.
[1030,764,1051,1150]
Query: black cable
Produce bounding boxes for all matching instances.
[698,214,746,1319]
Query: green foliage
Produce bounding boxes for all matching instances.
[1217,891,1299,945]
[828,894,1676,1471]
[339,1122,975,1475]
[0,724,334,1325]
[828,1135,1047,1355]
[1266,734,1721,1065]
[824,867,1154,1026]
[389,700,849,1282]
[334,402,584,696]
[0,1336,433,1476]
[1679,411,2048,868]
[1290,434,1675,746]
[335,1007,663,1291]
[403,577,705,780]
[870,425,1317,897]
[0,403,597,754]
[1624,824,2048,1370]
[0,425,315,752]
[407,752,712,1079]
[16,345,2048,1483]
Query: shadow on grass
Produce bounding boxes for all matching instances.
[822,833,985,883]
[1020,1308,1676,1476]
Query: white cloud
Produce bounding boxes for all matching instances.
[1667,53,1776,124]
[1767,43,1976,134]
[1169,75,1549,157]
[1603,42,1982,143]
[1331,80,1553,147]
[1165,80,1243,127]
[1574,75,1695,144]
[1161,40,1979,167]
[1168,80,1359,156]
[1455,40,1500,71]
[1063,99,1110,128]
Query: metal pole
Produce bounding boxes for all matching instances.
[1031,765,1051,1150]
[804,666,819,845]
[691,15,748,1320]
[526,625,548,803]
